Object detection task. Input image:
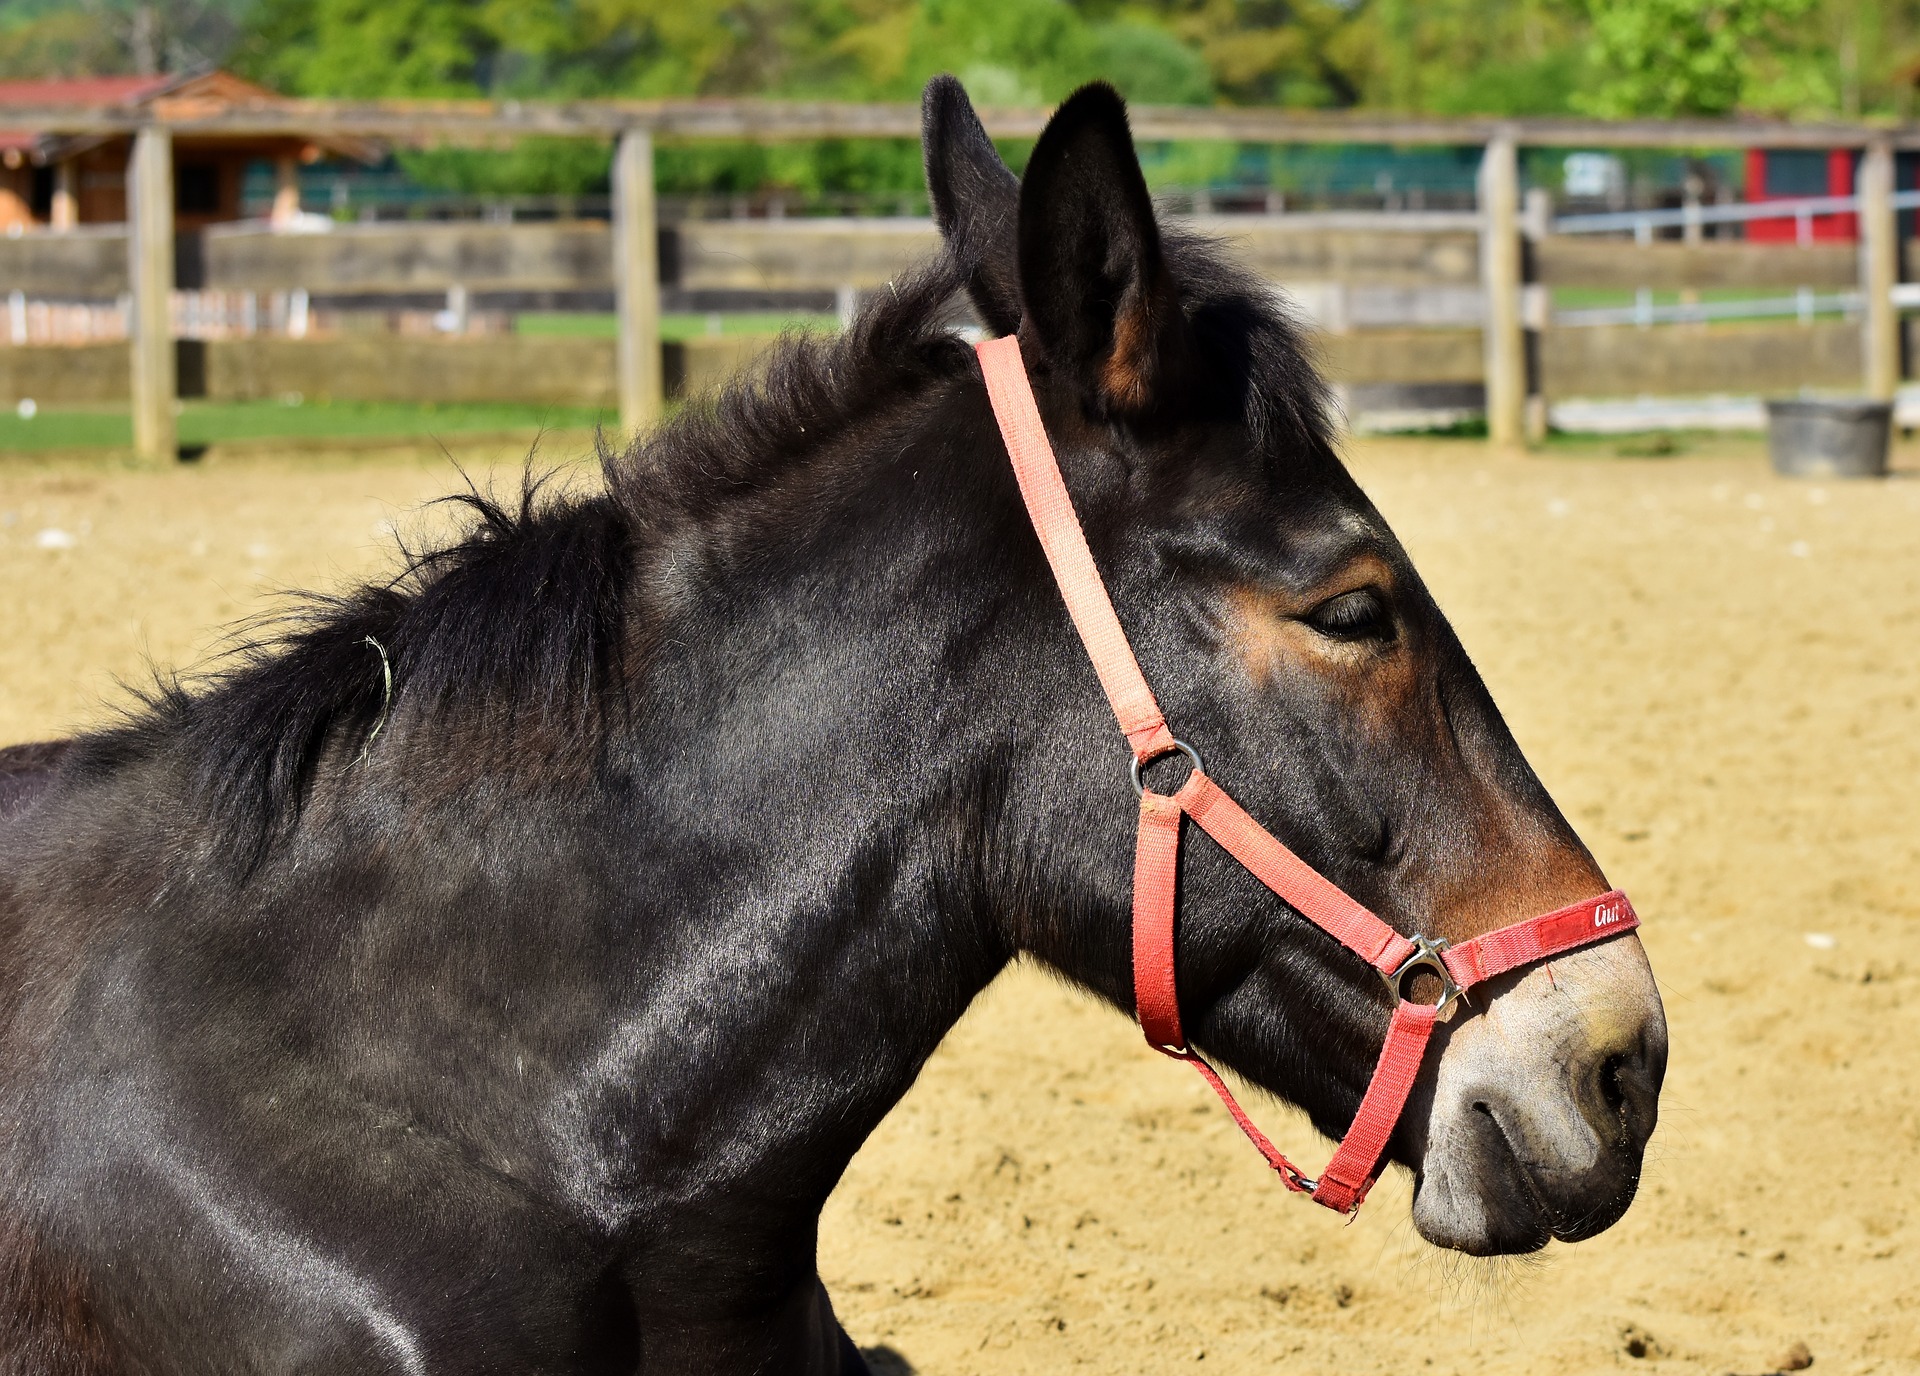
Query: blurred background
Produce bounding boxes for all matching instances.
[4,0,1910,218]
[8,0,1920,452]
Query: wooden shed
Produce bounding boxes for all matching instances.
[0,70,377,233]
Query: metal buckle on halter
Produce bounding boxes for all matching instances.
[1383,934,1464,1015]
[1129,739,1204,798]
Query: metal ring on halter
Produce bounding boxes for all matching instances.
[1130,739,1204,798]
[1383,934,1463,1014]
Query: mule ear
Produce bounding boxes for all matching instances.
[922,75,1023,336]
[1018,83,1184,417]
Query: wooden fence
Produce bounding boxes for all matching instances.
[0,215,1900,422]
[0,98,1915,456]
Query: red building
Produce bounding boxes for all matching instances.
[1743,148,1861,241]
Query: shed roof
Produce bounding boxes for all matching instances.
[0,76,182,107]
[0,71,380,164]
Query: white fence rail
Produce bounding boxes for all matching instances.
[1555,188,1920,241]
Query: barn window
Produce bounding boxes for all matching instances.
[1763,151,1830,198]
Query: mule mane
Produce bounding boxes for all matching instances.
[58,260,972,859]
[607,259,976,550]
[64,238,1332,868]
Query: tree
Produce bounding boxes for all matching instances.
[1327,0,1593,116]
[1574,0,1832,117]
[0,8,130,77]
[0,0,254,78]
[1122,0,1363,107]
[235,0,1220,197]
[239,0,1215,105]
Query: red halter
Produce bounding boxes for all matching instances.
[977,335,1639,1216]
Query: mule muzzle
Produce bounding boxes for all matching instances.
[1410,935,1668,1255]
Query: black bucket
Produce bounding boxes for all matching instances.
[1765,398,1892,478]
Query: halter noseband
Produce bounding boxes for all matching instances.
[976,334,1639,1216]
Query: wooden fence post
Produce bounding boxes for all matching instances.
[51,158,77,231]
[614,127,664,435]
[1859,138,1899,402]
[127,124,176,463]
[1522,185,1552,443]
[1478,131,1526,447]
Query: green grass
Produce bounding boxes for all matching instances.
[1550,286,1852,319]
[1550,286,1793,309]
[0,399,613,455]
[0,408,131,452]
[1534,429,1776,460]
[515,312,838,341]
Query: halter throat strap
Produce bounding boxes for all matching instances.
[975,333,1639,1216]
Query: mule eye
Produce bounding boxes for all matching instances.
[1304,588,1393,643]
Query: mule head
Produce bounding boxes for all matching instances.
[922,77,1667,1256]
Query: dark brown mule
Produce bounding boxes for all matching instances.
[0,80,1664,1374]
[0,743,66,822]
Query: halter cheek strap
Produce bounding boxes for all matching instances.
[977,334,1639,1216]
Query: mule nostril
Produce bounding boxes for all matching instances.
[1598,1053,1631,1120]
[1593,1043,1663,1148]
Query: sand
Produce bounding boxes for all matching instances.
[3,436,1917,1375]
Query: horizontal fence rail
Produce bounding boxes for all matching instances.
[10,100,1920,148]
[1531,239,1860,289]
[0,216,1491,297]
[1555,187,1920,236]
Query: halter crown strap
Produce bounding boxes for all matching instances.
[975,333,1639,1217]
[977,336,1175,761]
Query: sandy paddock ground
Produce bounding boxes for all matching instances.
[2,436,1917,1375]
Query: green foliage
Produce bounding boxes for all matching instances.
[0,0,253,77]
[238,0,1212,106]
[1574,0,1830,117]
[1087,21,1214,105]
[240,0,491,97]
[1131,0,1362,106]
[396,139,615,198]
[14,0,1920,199]
[237,0,1224,197]
[875,0,1207,106]
[0,8,129,77]
[1311,0,1594,116]
[651,138,927,199]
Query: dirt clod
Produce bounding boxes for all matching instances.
[1621,1323,1666,1360]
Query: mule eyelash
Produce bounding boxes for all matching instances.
[1304,588,1394,643]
